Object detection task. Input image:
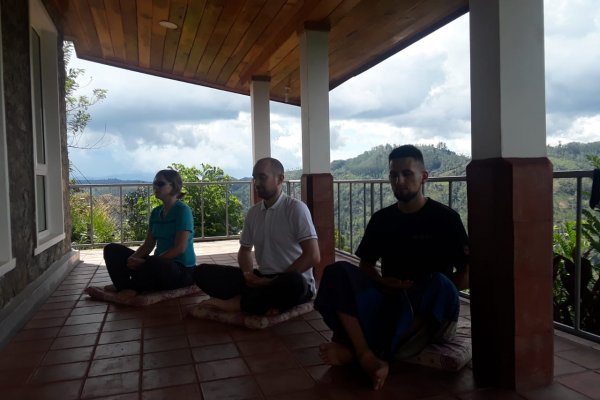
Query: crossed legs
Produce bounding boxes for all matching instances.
[193,264,311,315]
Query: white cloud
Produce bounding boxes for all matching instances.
[69,0,600,180]
[547,114,600,145]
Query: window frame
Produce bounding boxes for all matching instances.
[29,0,65,255]
[0,6,16,277]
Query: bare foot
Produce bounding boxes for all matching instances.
[197,297,241,312]
[358,351,389,391]
[103,284,117,292]
[116,289,137,300]
[319,342,354,366]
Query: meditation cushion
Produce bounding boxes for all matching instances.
[188,301,314,329]
[85,285,202,306]
[403,318,472,371]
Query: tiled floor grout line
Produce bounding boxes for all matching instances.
[5,244,600,399]
[78,260,105,400]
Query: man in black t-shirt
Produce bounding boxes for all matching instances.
[315,145,469,391]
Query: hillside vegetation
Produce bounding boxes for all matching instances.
[287,141,598,180]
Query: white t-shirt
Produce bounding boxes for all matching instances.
[240,192,318,293]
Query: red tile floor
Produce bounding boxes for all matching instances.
[1,240,600,399]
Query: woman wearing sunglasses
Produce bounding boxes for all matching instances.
[103,169,196,297]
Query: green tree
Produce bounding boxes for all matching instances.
[122,187,159,242]
[121,164,246,241]
[171,163,245,237]
[552,153,600,335]
[64,42,107,150]
[70,191,117,245]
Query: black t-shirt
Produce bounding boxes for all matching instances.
[355,199,468,281]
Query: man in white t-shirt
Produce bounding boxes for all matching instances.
[193,157,320,315]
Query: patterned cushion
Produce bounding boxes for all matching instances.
[85,285,202,306]
[404,319,472,371]
[188,301,314,329]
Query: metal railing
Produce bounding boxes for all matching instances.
[70,181,254,247]
[331,176,467,254]
[552,170,597,343]
[69,170,599,343]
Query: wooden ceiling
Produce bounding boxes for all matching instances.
[42,0,468,106]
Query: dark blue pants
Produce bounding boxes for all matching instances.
[314,261,459,360]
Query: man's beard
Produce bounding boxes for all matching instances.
[394,190,419,203]
[257,187,277,200]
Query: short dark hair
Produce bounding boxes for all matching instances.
[155,169,185,199]
[388,145,424,165]
[256,157,284,176]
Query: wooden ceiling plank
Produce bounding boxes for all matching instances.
[70,0,103,57]
[268,45,299,90]
[326,0,413,84]
[267,33,298,72]
[136,0,153,69]
[206,0,268,83]
[237,0,346,86]
[50,0,469,103]
[103,0,126,61]
[150,0,170,71]
[328,0,455,81]
[88,0,115,59]
[216,0,286,87]
[329,0,467,89]
[195,0,245,79]
[162,0,188,72]
[266,0,361,103]
[172,0,206,75]
[237,0,324,85]
[304,0,344,22]
[182,0,223,78]
[43,0,72,36]
[224,0,304,87]
[272,67,300,104]
[119,0,139,64]
[50,0,89,48]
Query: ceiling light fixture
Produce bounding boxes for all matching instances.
[159,20,178,30]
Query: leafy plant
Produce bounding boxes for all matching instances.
[552,154,600,335]
[64,42,107,149]
[119,163,246,241]
[122,187,158,242]
[172,163,245,237]
[69,190,117,245]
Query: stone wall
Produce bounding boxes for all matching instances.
[0,0,72,310]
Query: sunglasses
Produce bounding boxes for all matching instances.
[153,180,171,187]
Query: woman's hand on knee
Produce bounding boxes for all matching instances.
[126,256,145,270]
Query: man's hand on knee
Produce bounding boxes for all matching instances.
[243,271,275,287]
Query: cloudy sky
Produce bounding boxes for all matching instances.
[68,0,600,181]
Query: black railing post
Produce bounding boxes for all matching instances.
[574,176,583,332]
[349,183,353,252]
[88,186,94,246]
[119,185,123,243]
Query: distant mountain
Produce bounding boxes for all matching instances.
[72,178,150,184]
[73,142,599,184]
[286,141,599,180]
[547,141,600,171]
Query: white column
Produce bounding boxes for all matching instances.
[250,77,271,163]
[299,28,330,174]
[470,0,546,160]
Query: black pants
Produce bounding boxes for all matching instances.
[193,263,313,314]
[103,243,195,292]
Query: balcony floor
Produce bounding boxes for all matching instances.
[1,240,599,399]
